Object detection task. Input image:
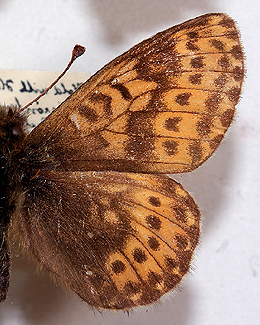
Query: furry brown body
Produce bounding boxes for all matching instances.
[0,107,26,302]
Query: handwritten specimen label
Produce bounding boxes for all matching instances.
[0,70,90,130]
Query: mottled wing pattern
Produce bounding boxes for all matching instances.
[15,13,244,310]
[18,171,200,309]
[24,13,244,174]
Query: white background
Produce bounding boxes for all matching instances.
[0,0,259,324]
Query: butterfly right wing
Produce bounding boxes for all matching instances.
[23,13,244,174]
[17,170,200,309]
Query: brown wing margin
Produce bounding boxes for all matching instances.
[17,171,200,309]
[23,13,244,174]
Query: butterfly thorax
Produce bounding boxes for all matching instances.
[0,106,27,302]
[0,106,27,224]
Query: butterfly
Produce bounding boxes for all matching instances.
[0,13,244,310]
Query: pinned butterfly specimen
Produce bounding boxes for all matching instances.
[0,13,244,310]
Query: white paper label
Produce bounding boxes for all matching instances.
[0,70,90,130]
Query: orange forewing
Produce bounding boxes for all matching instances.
[24,13,244,174]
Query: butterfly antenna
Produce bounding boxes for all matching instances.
[11,44,86,120]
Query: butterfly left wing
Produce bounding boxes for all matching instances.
[23,13,244,174]
[17,170,200,309]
